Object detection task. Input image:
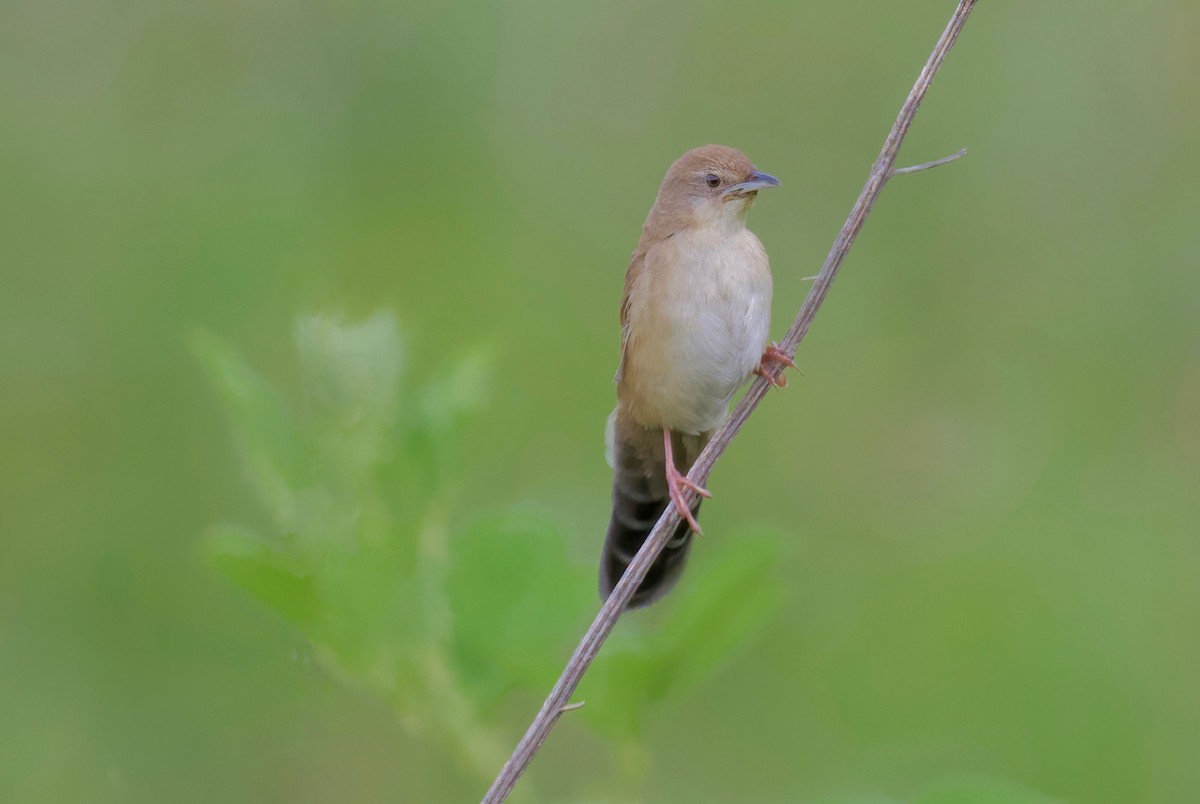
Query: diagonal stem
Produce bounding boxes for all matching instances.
[481,2,978,800]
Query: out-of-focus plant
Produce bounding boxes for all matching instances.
[194,312,779,795]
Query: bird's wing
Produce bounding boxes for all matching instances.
[614,244,646,384]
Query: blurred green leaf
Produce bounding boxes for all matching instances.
[447,513,594,708]
[418,343,496,439]
[194,312,534,783]
[574,641,661,738]
[653,536,781,700]
[295,311,404,429]
[305,535,431,698]
[190,330,307,523]
[205,523,317,629]
[579,536,781,740]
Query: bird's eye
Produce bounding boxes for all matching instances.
[705,173,721,188]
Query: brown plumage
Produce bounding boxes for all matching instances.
[600,145,782,608]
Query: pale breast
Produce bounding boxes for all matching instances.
[620,228,772,434]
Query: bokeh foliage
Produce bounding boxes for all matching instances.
[2,0,1199,801]
[193,313,777,797]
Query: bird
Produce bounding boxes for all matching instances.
[599,144,792,608]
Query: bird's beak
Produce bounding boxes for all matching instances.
[723,170,781,198]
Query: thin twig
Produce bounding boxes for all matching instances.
[892,147,968,176]
[481,2,977,800]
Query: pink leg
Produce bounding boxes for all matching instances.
[755,342,798,388]
[663,428,710,534]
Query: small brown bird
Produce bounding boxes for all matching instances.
[600,144,791,607]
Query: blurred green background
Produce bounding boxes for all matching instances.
[3,0,1199,801]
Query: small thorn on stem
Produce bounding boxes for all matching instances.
[557,701,585,714]
[890,147,968,177]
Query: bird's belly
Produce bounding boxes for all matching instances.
[626,269,770,435]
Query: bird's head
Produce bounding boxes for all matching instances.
[650,144,780,233]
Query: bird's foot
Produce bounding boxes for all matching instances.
[756,342,798,388]
[665,461,709,534]
[662,428,710,535]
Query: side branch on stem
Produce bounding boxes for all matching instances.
[892,147,969,177]
[482,2,977,801]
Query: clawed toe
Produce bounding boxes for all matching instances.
[757,342,797,388]
[662,428,708,534]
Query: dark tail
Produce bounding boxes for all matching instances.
[599,425,700,608]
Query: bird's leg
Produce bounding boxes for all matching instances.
[663,428,710,534]
[755,342,798,388]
